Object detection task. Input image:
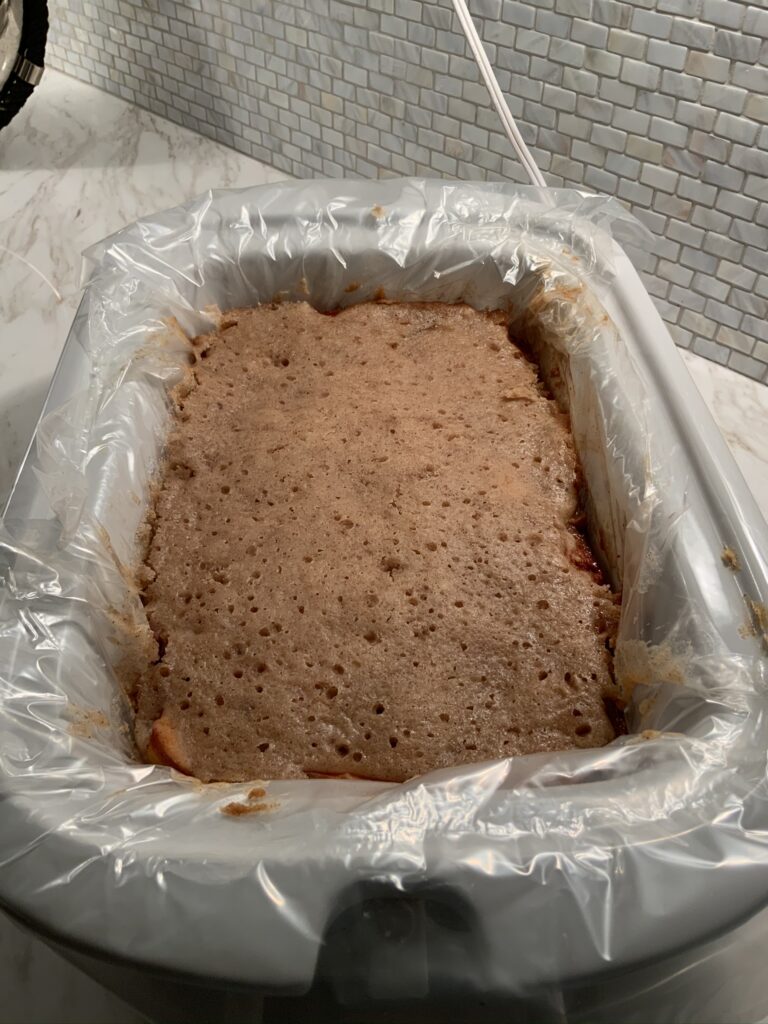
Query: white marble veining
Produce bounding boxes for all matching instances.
[0,68,767,1024]
[681,349,768,520]
[0,69,286,505]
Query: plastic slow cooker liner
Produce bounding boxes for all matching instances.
[1,179,768,1004]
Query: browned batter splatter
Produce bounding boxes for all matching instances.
[69,706,110,740]
[721,546,741,571]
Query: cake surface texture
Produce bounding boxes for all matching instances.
[128,301,620,782]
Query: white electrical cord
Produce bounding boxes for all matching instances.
[451,0,548,189]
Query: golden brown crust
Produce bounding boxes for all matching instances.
[128,302,620,783]
[145,715,193,775]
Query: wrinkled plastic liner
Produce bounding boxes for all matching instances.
[1,181,768,1013]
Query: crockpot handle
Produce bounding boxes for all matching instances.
[312,881,566,1022]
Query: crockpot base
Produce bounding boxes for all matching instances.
[2,180,768,1022]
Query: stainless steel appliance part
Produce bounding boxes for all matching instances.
[0,0,45,130]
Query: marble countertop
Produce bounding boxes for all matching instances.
[0,69,286,509]
[0,69,767,1024]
